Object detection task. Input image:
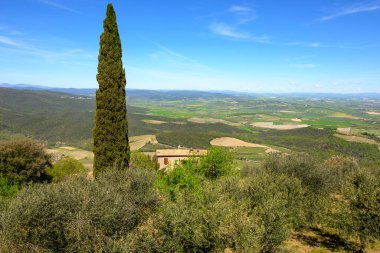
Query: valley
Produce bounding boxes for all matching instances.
[1,87,379,168]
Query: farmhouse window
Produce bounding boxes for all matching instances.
[164,158,169,165]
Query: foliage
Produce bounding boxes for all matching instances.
[129,170,303,253]
[263,153,339,224]
[93,3,130,177]
[156,160,203,201]
[0,139,51,184]
[239,172,304,253]
[46,157,86,182]
[0,168,158,252]
[0,176,18,199]
[129,151,159,170]
[200,146,234,180]
[330,167,380,252]
[1,145,380,252]
[127,179,260,253]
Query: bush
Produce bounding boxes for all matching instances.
[129,151,159,170]
[0,139,51,184]
[127,179,259,253]
[200,147,234,180]
[128,170,304,253]
[156,161,203,201]
[46,157,86,182]
[240,172,304,253]
[0,176,18,199]
[0,168,159,252]
[330,167,380,252]
[263,153,334,224]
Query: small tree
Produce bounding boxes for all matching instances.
[0,139,51,184]
[93,3,130,177]
[129,151,159,170]
[200,147,234,180]
[46,157,86,182]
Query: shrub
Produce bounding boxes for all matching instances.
[240,172,304,253]
[0,176,18,199]
[330,167,380,252]
[200,146,234,180]
[263,153,334,224]
[128,169,304,253]
[46,157,86,182]
[0,139,51,184]
[156,162,203,201]
[0,168,159,252]
[129,151,159,170]
[127,179,260,253]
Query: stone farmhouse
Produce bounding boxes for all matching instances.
[155,148,208,170]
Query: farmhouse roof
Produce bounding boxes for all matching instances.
[156,149,208,157]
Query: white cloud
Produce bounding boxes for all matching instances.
[229,5,252,13]
[210,22,250,39]
[228,5,257,24]
[151,42,198,64]
[0,36,20,46]
[0,34,95,66]
[309,42,320,48]
[318,1,380,21]
[209,22,270,43]
[146,41,213,72]
[38,0,78,14]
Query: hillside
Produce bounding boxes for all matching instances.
[0,88,246,149]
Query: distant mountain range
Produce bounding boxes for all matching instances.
[1,83,380,99]
[0,83,96,96]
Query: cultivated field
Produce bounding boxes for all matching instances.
[211,137,280,153]
[251,122,309,130]
[130,135,158,150]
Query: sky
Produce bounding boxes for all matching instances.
[0,0,379,93]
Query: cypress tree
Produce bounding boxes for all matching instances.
[93,3,130,177]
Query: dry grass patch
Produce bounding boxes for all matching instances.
[336,127,351,135]
[59,146,77,151]
[188,117,242,127]
[130,135,158,151]
[210,137,280,153]
[367,111,380,116]
[334,134,378,145]
[142,119,167,124]
[47,147,94,171]
[252,122,309,130]
[331,113,363,120]
[47,147,93,161]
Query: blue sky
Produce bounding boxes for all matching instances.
[0,0,379,93]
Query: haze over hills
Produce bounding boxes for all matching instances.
[2,83,380,99]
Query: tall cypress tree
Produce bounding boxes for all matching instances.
[93,3,130,177]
